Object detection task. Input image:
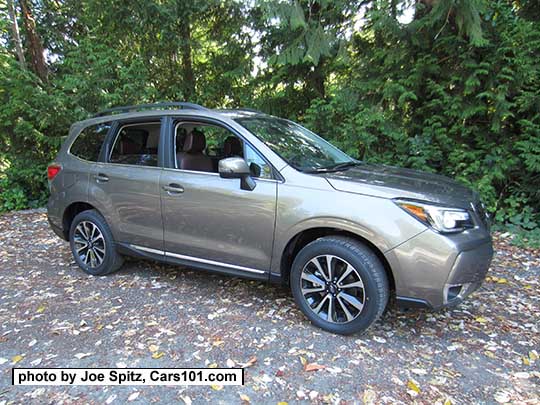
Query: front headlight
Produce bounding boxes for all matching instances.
[394,199,474,233]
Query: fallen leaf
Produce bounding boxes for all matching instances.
[239,393,250,403]
[152,352,165,359]
[180,396,192,405]
[494,390,511,403]
[407,379,421,394]
[304,363,326,372]
[148,344,159,353]
[485,351,496,359]
[105,394,117,404]
[36,305,46,313]
[530,350,539,361]
[12,355,23,364]
[475,316,488,324]
[240,356,257,368]
[363,389,377,404]
[211,384,223,391]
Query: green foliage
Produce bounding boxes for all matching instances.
[0,0,539,241]
[302,0,540,232]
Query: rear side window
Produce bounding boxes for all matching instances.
[109,122,160,167]
[70,123,111,161]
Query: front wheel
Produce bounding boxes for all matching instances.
[69,209,124,276]
[290,236,389,335]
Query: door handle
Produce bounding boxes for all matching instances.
[94,173,109,183]
[162,183,184,194]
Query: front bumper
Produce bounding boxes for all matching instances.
[385,227,494,309]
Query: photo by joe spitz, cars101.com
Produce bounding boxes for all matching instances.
[47,102,493,335]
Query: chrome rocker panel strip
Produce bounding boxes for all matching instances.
[129,244,266,275]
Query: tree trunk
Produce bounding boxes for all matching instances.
[180,22,195,99]
[390,0,398,19]
[19,0,48,82]
[307,62,326,99]
[7,0,26,69]
[307,1,325,98]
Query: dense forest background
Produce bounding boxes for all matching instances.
[1,0,539,241]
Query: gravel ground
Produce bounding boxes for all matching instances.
[0,209,539,404]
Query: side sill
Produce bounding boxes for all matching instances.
[395,296,433,309]
[116,243,268,282]
[164,253,268,282]
[268,273,283,285]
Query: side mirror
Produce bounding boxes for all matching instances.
[218,157,256,191]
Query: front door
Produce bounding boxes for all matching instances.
[160,120,277,274]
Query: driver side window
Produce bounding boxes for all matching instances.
[174,122,273,179]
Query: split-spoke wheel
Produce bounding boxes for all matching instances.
[291,236,389,335]
[69,209,123,275]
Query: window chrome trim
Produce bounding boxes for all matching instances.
[129,244,266,274]
[161,167,281,183]
[96,162,164,171]
[162,167,220,177]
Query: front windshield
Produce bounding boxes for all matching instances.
[235,117,355,172]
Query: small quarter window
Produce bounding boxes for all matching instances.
[109,122,160,167]
[70,123,111,162]
[245,144,273,179]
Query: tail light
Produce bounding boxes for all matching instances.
[47,164,62,181]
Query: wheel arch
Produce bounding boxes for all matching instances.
[62,201,100,240]
[277,227,396,293]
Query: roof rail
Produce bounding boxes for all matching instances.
[234,107,264,114]
[94,102,207,117]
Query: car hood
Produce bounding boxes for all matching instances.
[322,163,477,209]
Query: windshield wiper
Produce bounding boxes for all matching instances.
[304,161,362,173]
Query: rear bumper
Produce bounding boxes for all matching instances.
[47,196,67,240]
[386,228,494,309]
[47,215,66,240]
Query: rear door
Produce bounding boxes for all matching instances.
[89,119,164,250]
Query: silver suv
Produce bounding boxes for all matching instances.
[47,102,493,334]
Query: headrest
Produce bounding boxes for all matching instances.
[121,139,142,154]
[224,136,242,157]
[183,129,206,153]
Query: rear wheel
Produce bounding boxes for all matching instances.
[290,236,389,335]
[69,209,123,276]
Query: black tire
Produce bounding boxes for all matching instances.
[69,209,124,276]
[290,236,389,335]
